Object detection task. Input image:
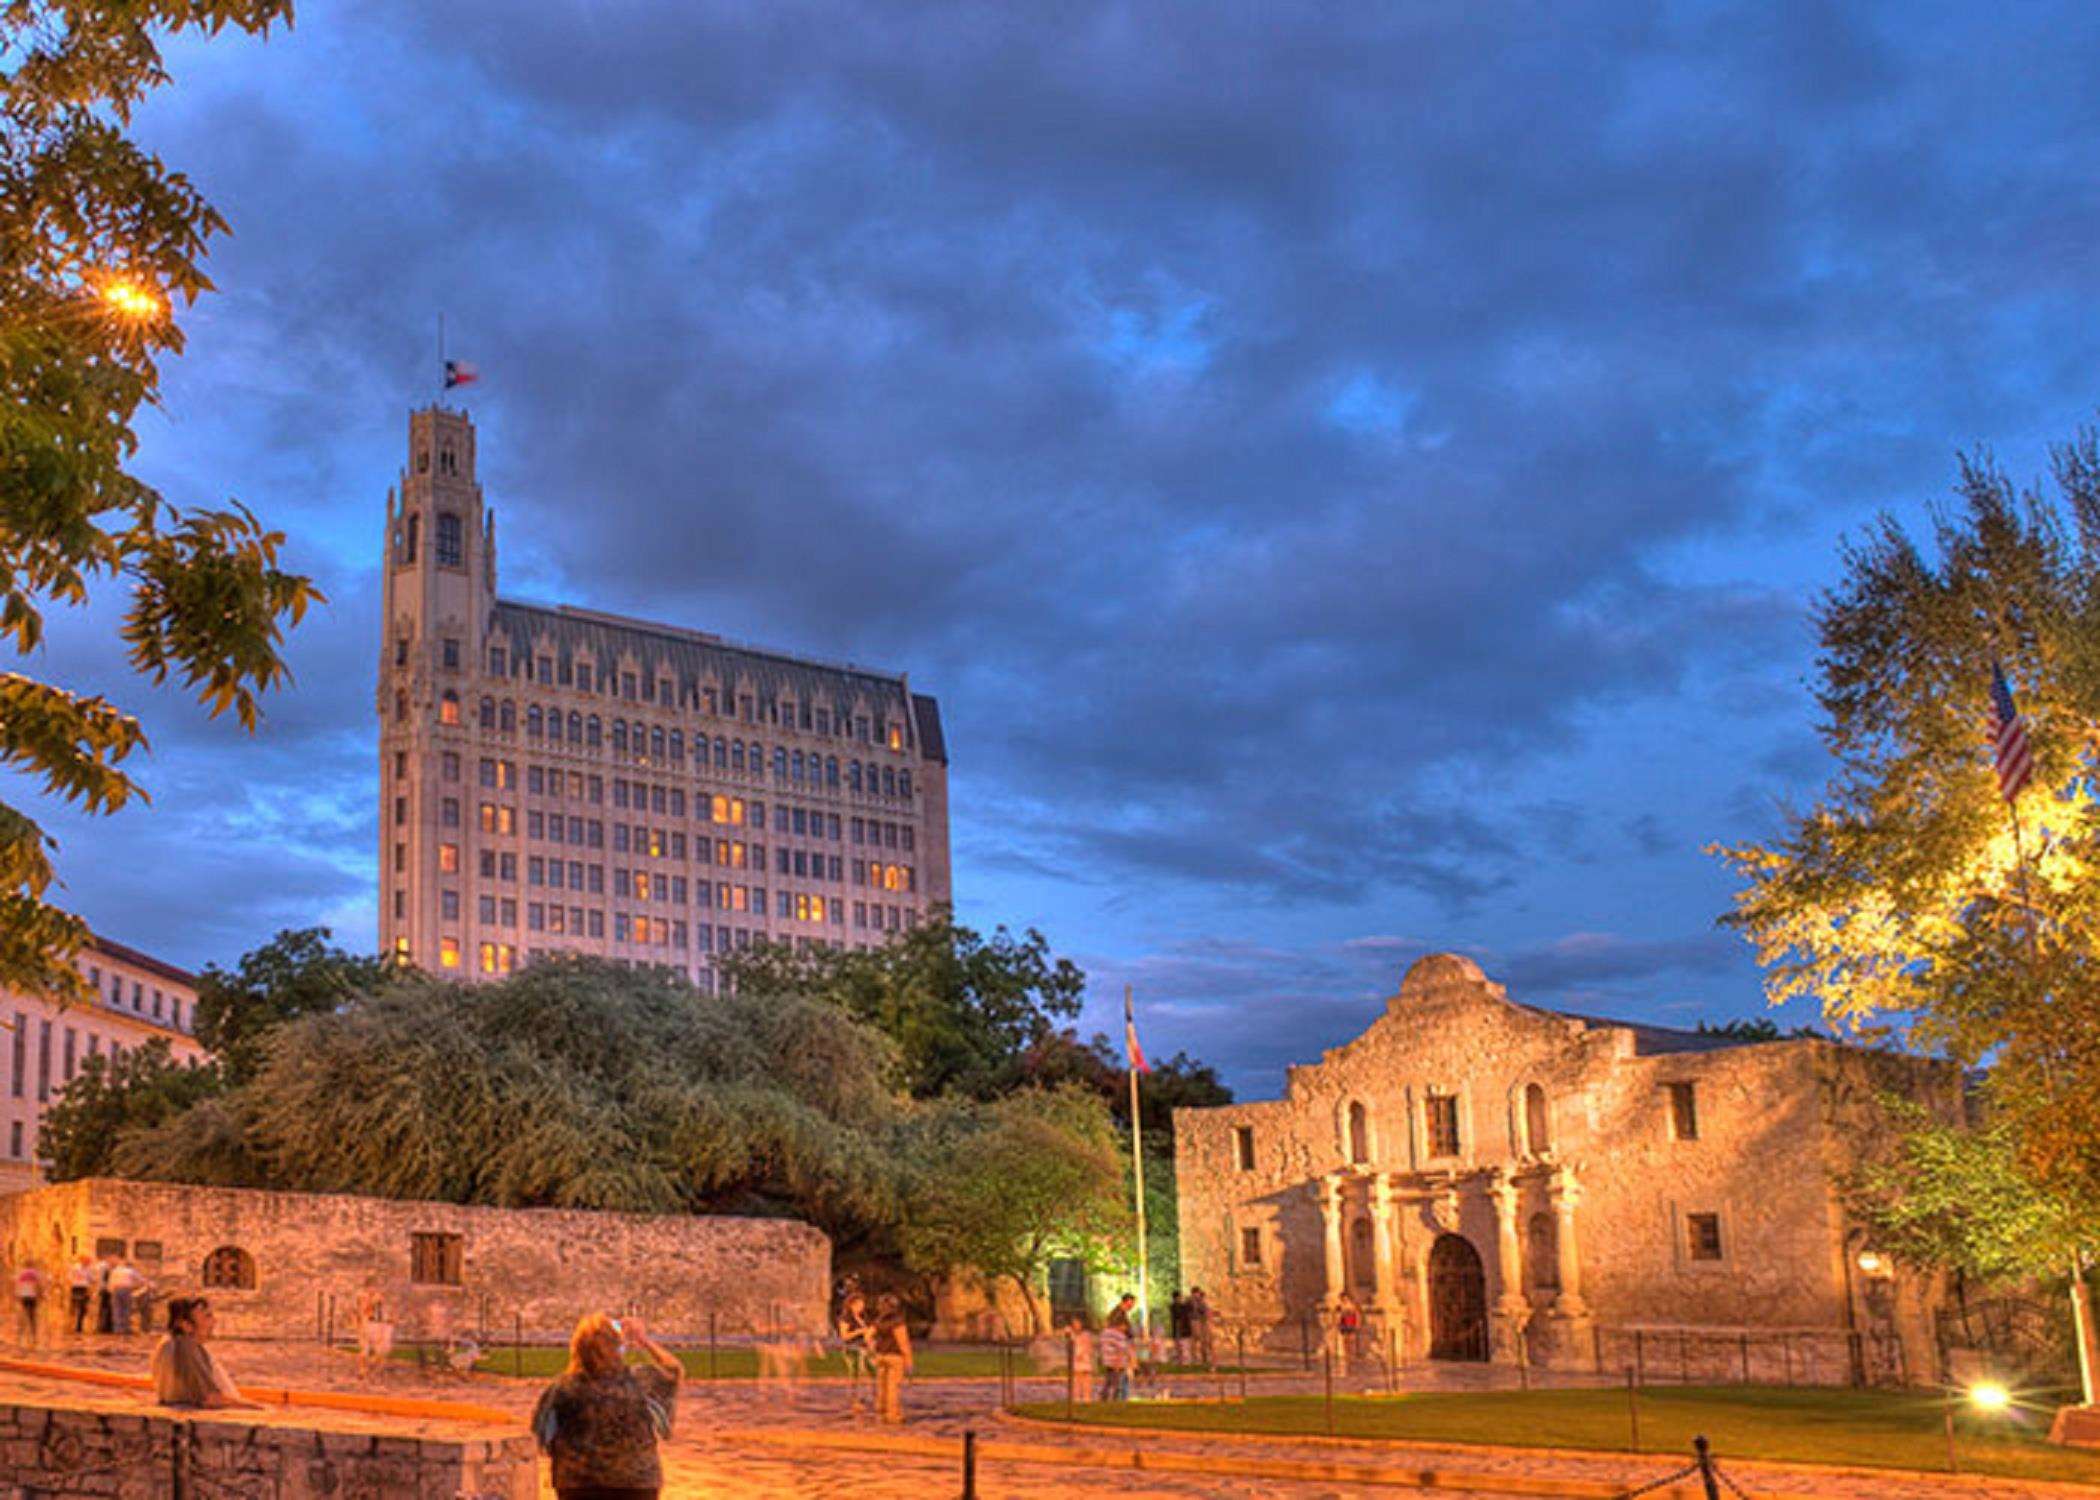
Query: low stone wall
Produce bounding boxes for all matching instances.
[0,1398,536,1498]
[0,1178,830,1343]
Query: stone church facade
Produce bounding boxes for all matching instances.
[1174,954,1957,1376]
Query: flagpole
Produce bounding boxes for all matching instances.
[437,313,446,399]
[1126,983,1150,1342]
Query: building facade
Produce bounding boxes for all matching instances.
[1174,953,1958,1379]
[377,406,951,985]
[0,938,205,1192]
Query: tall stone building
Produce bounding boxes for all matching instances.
[1174,954,1957,1377]
[378,406,951,986]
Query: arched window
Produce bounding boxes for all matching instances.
[440,691,460,727]
[394,690,409,723]
[714,737,727,769]
[435,511,463,568]
[668,731,683,765]
[586,717,602,749]
[1348,1101,1371,1165]
[849,762,862,792]
[526,705,543,739]
[651,726,666,762]
[1524,1083,1550,1156]
[403,512,420,562]
[773,748,788,779]
[792,750,805,782]
[499,700,515,733]
[477,696,495,730]
[612,721,628,756]
[882,767,897,798]
[202,1246,255,1291]
[826,756,840,787]
[899,769,912,800]
[731,741,744,772]
[567,711,582,744]
[1527,1212,1560,1292]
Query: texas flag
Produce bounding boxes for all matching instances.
[443,359,480,390]
[1124,989,1150,1074]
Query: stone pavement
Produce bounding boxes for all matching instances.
[0,1334,2087,1498]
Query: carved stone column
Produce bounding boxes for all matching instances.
[1544,1165,1596,1369]
[1369,1174,1399,1318]
[1488,1169,1529,1365]
[1318,1173,1345,1314]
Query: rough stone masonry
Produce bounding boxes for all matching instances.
[0,1178,830,1343]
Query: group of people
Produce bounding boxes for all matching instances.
[1052,1284,1212,1404]
[832,1282,912,1423]
[11,1254,152,1345]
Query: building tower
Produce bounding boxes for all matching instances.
[377,405,952,987]
[378,407,496,970]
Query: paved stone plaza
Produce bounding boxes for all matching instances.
[0,1335,2083,1497]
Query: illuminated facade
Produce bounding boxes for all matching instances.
[377,406,952,985]
[0,937,205,1190]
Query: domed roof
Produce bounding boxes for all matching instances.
[1399,952,1488,992]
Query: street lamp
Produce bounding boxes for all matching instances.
[1946,1378,2015,1472]
[98,278,164,322]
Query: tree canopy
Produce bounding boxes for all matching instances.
[718,912,1085,1099]
[2,0,316,997]
[36,1036,222,1183]
[1716,442,2100,1225]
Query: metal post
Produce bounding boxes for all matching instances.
[1738,1333,1750,1385]
[1237,1330,1248,1402]
[1694,1436,1720,1500]
[1679,1329,1689,1384]
[1065,1333,1075,1421]
[1635,1328,1645,1385]
[709,1309,718,1381]
[1625,1367,1641,1453]
[514,1312,522,1377]
[1301,1309,1312,1370]
[961,1429,978,1500]
[1386,1326,1397,1395]
[1944,1408,1959,1473]
[1782,1331,1793,1386]
[1324,1344,1336,1436]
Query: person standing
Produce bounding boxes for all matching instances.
[1188,1286,1214,1368]
[93,1253,113,1335]
[1062,1315,1094,1406]
[1168,1289,1192,1365]
[108,1259,144,1337]
[869,1294,912,1425]
[1097,1313,1132,1402]
[67,1258,91,1336]
[1334,1291,1364,1370]
[834,1289,874,1414]
[530,1313,681,1500]
[13,1262,40,1347]
[356,1291,395,1379]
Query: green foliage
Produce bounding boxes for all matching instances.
[114,958,909,1235]
[1,0,317,997]
[718,911,1085,1099]
[37,1036,223,1181]
[192,927,388,1084]
[896,1085,1128,1331]
[1847,1096,2091,1281]
[1714,439,2100,1224]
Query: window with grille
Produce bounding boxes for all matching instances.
[410,1232,464,1286]
[1425,1092,1461,1157]
[1239,1227,1262,1267]
[201,1246,255,1290]
[1686,1212,1723,1261]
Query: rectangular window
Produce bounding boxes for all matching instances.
[439,844,460,874]
[1668,1082,1699,1141]
[1234,1125,1256,1171]
[441,889,460,920]
[435,512,463,567]
[442,637,460,670]
[439,937,461,969]
[1426,1092,1461,1157]
[1240,1227,1262,1267]
[1687,1212,1723,1261]
[409,1232,464,1285]
[36,1019,50,1102]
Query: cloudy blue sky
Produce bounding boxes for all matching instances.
[16,2,2100,1096]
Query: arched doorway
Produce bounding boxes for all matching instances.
[1427,1233,1488,1361]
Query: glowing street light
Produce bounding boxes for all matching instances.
[1968,1380,2012,1413]
[99,278,164,321]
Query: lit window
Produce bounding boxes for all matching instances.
[438,843,460,873]
[439,937,461,969]
[440,691,460,726]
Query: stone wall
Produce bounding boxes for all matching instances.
[0,1178,829,1343]
[1173,953,1958,1379]
[0,1398,536,1499]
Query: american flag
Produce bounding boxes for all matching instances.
[1989,662,2035,802]
[1124,989,1150,1074]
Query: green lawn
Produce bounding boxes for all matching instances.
[1012,1385,2100,1485]
[395,1343,1240,1382]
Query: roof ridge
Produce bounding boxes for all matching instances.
[493,597,910,687]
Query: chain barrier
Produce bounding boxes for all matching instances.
[1609,1435,1746,1500]
[1610,1459,1703,1499]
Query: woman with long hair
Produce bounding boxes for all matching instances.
[530,1313,681,1500]
[150,1298,258,1409]
[869,1294,912,1425]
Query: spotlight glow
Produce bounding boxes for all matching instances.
[1968,1381,2011,1412]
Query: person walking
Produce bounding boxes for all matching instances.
[151,1299,259,1409]
[93,1254,113,1335]
[1062,1314,1094,1406]
[1188,1286,1214,1368]
[13,1262,40,1347]
[1099,1295,1136,1401]
[530,1313,681,1500]
[834,1289,874,1414]
[869,1294,912,1425]
[67,1257,91,1336]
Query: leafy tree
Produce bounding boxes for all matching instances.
[2,0,316,998]
[1714,439,2100,1391]
[719,911,1084,1098]
[113,958,910,1236]
[38,1037,222,1181]
[1693,1017,1825,1042]
[1013,1028,1233,1149]
[897,1086,1127,1334]
[192,926,387,1084]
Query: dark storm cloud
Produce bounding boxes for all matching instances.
[30,3,2100,1044]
